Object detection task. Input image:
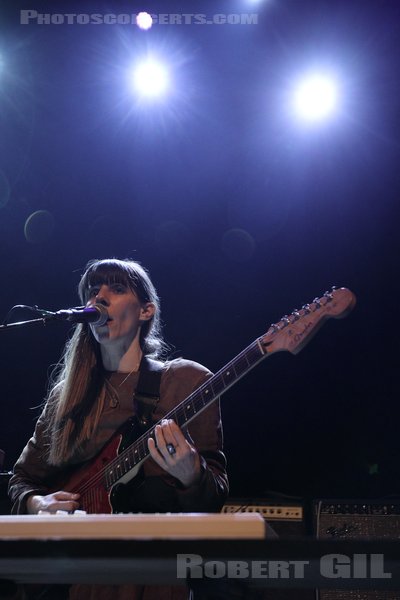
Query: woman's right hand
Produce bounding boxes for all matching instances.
[26,491,80,514]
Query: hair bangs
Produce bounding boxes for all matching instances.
[78,259,133,304]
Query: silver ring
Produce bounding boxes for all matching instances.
[166,443,176,455]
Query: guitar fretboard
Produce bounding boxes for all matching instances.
[103,338,267,489]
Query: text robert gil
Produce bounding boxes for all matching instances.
[177,554,391,580]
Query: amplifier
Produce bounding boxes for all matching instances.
[223,498,314,600]
[315,499,400,600]
[316,500,400,539]
[222,497,306,538]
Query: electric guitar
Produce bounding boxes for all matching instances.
[60,287,356,513]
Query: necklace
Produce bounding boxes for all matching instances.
[118,370,135,387]
[117,360,141,387]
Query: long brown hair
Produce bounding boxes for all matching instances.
[45,258,165,466]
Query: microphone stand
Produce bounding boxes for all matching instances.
[0,312,64,333]
[0,304,109,331]
[0,315,59,332]
[0,305,88,333]
[0,305,106,332]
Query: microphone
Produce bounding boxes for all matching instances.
[54,304,109,326]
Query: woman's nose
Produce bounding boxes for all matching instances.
[95,286,110,305]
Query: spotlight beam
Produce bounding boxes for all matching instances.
[132,60,169,97]
[293,74,338,121]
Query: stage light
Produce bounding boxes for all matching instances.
[136,12,153,30]
[293,74,338,121]
[132,60,169,97]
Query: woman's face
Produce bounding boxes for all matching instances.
[85,281,152,346]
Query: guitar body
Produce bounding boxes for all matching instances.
[61,418,144,513]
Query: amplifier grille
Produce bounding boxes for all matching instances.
[317,501,400,539]
[316,500,400,600]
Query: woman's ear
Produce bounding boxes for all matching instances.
[139,302,156,322]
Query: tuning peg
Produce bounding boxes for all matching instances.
[313,297,321,308]
[291,310,300,320]
[324,291,333,301]
[302,304,311,314]
[281,315,290,325]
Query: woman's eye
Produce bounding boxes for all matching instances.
[112,284,126,293]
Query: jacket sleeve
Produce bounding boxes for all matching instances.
[135,359,229,513]
[174,398,228,512]
[8,405,60,514]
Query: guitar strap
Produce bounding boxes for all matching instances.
[134,356,164,431]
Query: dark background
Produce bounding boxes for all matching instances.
[0,0,399,503]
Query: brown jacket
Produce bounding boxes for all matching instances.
[9,358,228,516]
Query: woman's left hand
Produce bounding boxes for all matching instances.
[148,419,202,488]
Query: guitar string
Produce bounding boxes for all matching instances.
[74,338,274,500]
[73,334,284,500]
[73,339,264,501]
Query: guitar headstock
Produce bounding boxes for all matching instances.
[259,287,356,355]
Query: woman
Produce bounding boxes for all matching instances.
[8,258,228,599]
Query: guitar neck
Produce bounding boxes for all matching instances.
[107,338,267,488]
[167,338,267,429]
